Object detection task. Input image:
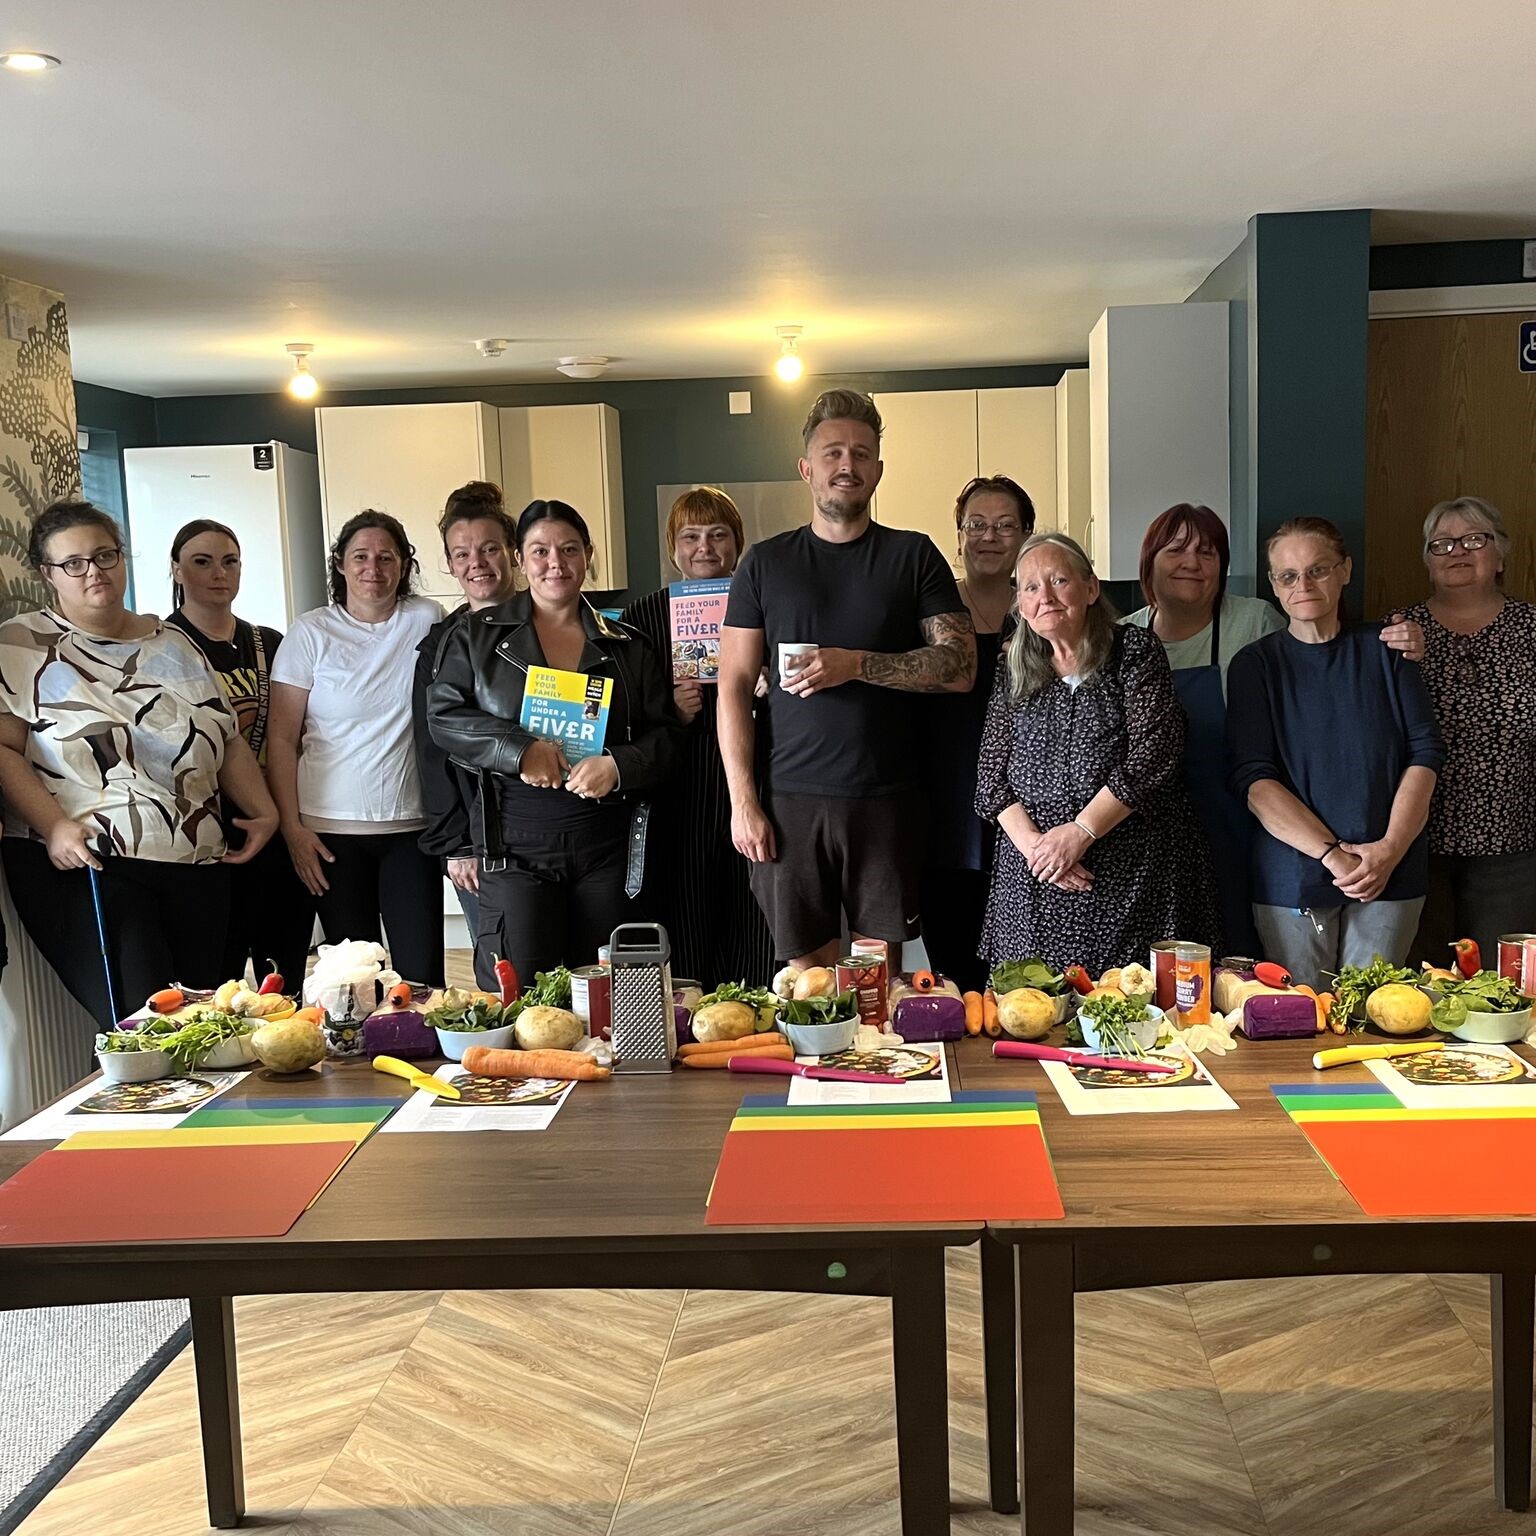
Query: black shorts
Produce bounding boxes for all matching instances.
[749,790,925,959]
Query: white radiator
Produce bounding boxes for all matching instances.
[0,863,98,1131]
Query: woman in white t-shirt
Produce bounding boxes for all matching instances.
[268,511,446,985]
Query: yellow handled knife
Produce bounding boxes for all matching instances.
[1312,1040,1447,1071]
[372,1054,461,1099]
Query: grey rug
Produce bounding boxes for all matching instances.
[0,1300,189,1533]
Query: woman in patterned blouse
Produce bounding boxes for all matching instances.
[1403,497,1536,968]
[0,500,279,1031]
[975,533,1219,978]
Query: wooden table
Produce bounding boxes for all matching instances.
[951,1035,1536,1536]
[0,1058,979,1535]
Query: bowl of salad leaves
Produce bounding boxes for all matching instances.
[1422,970,1532,1044]
[991,958,1076,1023]
[427,988,520,1060]
[779,990,860,1055]
[95,1028,174,1082]
[1066,990,1164,1055]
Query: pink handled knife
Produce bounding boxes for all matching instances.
[991,1040,1176,1075]
[728,1056,908,1085]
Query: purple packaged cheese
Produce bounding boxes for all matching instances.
[361,1008,438,1059]
[1239,993,1317,1040]
[892,993,967,1040]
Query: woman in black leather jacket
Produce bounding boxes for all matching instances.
[427,500,679,989]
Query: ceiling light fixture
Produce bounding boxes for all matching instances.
[774,325,804,383]
[556,356,609,380]
[0,51,61,72]
[285,342,319,401]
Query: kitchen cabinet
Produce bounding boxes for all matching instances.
[1088,303,1229,580]
[315,402,502,600]
[1054,368,1091,552]
[499,404,627,590]
[871,387,1059,572]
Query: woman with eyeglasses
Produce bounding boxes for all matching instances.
[1123,504,1424,955]
[1400,497,1536,968]
[164,518,311,991]
[0,499,279,1030]
[918,475,1032,990]
[1226,517,1444,988]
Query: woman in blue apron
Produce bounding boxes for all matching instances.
[1124,503,1424,957]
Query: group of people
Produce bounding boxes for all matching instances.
[0,388,1528,1036]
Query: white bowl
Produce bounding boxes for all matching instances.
[1450,1006,1533,1045]
[1079,1005,1163,1054]
[435,1022,517,1062]
[195,1035,258,1070]
[784,1016,860,1056]
[97,1048,173,1082]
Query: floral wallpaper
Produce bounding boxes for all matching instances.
[0,277,80,623]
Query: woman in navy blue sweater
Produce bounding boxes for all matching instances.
[1226,518,1444,989]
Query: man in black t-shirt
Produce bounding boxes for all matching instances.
[719,389,975,968]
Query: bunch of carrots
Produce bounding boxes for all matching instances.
[961,991,1001,1037]
[676,1032,794,1069]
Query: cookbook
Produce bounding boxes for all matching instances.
[519,665,613,762]
[667,578,731,682]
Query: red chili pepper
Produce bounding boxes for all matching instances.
[1063,965,1094,996]
[1451,938,1481,978]
[257,962,285,996]
[493,955,521,1007]
[1253,961,1292,989]
[911,969,937,993]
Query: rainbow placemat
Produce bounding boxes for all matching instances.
[705,1090,1064,1226]
[1274,1083,1536,1216]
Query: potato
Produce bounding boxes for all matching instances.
[792,966,837,1000]
[513,1005,584,1051]
[998,987,1056,1040]
[1365,984,1432,1036]
[250,1019,325,1073]
[690,1001,759,1043]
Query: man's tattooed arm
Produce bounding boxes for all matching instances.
[858,610,977,693]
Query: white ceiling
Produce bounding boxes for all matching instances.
[3,0,1534,397]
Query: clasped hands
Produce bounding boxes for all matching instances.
[1016,820,1095,893]
[519,738,618,800]
[1323,838,1400,903]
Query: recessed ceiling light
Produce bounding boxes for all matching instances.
[557,356,609,380]
[1,52,61,73]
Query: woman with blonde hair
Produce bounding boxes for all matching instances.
[1400,497,1535,965]
[622,487,775,984]
[975,532,1217,977]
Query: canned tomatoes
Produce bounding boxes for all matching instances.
[835,953,888,1031]
[571,964,612,1041]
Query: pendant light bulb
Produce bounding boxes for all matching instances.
[285,342,319,400]
[774,325,804,383]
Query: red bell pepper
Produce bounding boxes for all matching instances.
[257,964,285,995]
[493,955,521,1007]
[1451,938,1481,978]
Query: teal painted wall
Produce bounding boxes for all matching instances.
[75,380,157,451]
[89,363,1071,603]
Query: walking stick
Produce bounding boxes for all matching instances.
[86,863,122,1025]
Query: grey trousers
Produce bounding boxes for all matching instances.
[1411,851,1536,971]
[1253,898,1426,992]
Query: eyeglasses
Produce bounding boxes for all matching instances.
[1270,560,1344,590]
[1426,532,1490,557]
[961,518,1023,538]
[41,547,123,578]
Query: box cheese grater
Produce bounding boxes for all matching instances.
[609,923,676,1073]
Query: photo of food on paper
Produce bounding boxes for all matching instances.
[429,1075,573,1108]
[1390,1046,1534,1086]
[1068,1053,1199,1090]
[815,1046,941,1080]
[72,1077,224,1115]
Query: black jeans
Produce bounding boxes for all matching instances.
[225,833,316,993]
[473,819,630,993]
[314,831,445,987]
[3,839,230,1031]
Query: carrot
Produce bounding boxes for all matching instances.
[912,969,937,993]
[292,1007,325,1026]
[1314,992,1335,1033]
[147,987,185,1014]
[982,990,1002,1037]
[962,991,984,1036]
[386,981,413,1009]
[461,1045,611,1081]
[680,1043,795,1069]
[677,1032,787,1059]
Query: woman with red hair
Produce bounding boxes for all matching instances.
[1124,504,1421,953]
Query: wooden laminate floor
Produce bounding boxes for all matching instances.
[15,956,1536,1535]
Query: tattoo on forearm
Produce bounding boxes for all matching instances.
[859,611,977,693]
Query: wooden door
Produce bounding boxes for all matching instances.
[1366,312,1536,615]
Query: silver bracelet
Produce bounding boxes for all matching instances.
[1073,817,1098,840]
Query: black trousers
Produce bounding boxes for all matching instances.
[919,866,991,994]
[314,831,445,987]
[3,838,230,1031]
[473,819,630,993]
[224,833,315,993]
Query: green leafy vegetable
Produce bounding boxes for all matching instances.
[1073,991,1152,1058]
[147,1009,256,1072]
[95,1028,168,1054]
[701,980,776,1010]
[524,967,573,1008]
[990,958,1068,997]
[1328,955,1417,1031]
[778,990,858,1027]
[1428,969,1528,1019]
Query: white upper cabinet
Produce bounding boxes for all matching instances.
[315,403,502,599]
[498,404,627,591]
[871,387,1060,573]
[1088,304,1229,580]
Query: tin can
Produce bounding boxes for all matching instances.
[850,937,889,962]
[596,945,612,968]
[1150,942,1181,1012]
[836,953,888,1030]
[1498,935,1536,992]
[1174,941,1212,1023]
[1526,939,1536,999]
[571,964,612,1041]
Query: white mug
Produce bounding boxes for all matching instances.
[778,642,817,690]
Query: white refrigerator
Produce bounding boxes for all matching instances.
[123,442,327,630]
